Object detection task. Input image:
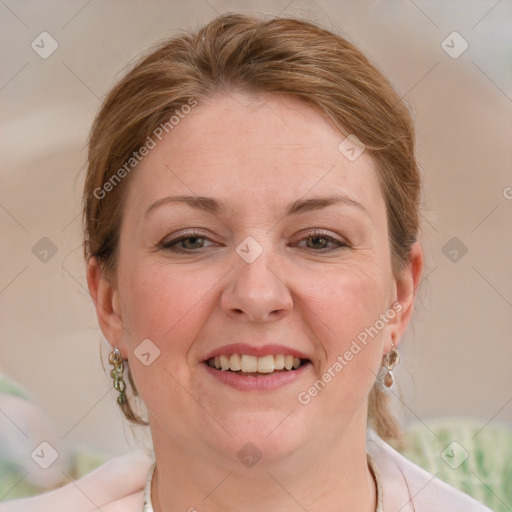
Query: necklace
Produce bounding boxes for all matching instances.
[143,463,155,512]
[143,456,383,511]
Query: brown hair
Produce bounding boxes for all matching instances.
[83,13,420,440]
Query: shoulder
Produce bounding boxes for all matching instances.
[367,433,493,512]
[0,450,153,512]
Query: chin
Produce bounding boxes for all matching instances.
[203,409,310,469]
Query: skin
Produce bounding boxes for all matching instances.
[87,91,423,511]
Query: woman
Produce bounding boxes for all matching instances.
[1,13,492,512]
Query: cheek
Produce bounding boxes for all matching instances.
[301,264,389,397]
[299,258,390,341]
[118,261,218,363]
[116,263,210,423]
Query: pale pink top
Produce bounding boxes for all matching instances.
[0,435,492,511]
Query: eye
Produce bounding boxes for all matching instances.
[159,229,349,253]
[295,230,349,251]
[159,230,216,252]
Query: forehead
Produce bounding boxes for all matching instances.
[126,92,385,219]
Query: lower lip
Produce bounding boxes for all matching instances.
[202,362,311,391]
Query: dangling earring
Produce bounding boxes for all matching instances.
[382,340,400,389]
[109,347,127,405]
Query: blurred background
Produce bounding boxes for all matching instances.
[1,0,511,485]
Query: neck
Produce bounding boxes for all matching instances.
[150,418,376,512]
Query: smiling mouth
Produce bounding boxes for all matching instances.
[206,354,309,376]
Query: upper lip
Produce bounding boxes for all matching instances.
[202,343,311,362]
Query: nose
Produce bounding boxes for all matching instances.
[221,250,293,323]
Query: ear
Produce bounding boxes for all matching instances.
[386,241,424,350]
[86,257,125,353]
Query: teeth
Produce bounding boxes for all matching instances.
[257,355,274,373]
[240,354,258,372]
[229,353,241,371]
[209,354,305,373]
[274,354,285,370]
[220,355,230,371]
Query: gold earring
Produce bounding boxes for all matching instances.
[109,347,127,405]
[382,340,400,389]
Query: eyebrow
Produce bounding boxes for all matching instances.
[144,194,370,219]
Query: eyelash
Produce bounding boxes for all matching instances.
[159,229,349,253]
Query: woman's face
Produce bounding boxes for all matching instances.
[95,92,419,466]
